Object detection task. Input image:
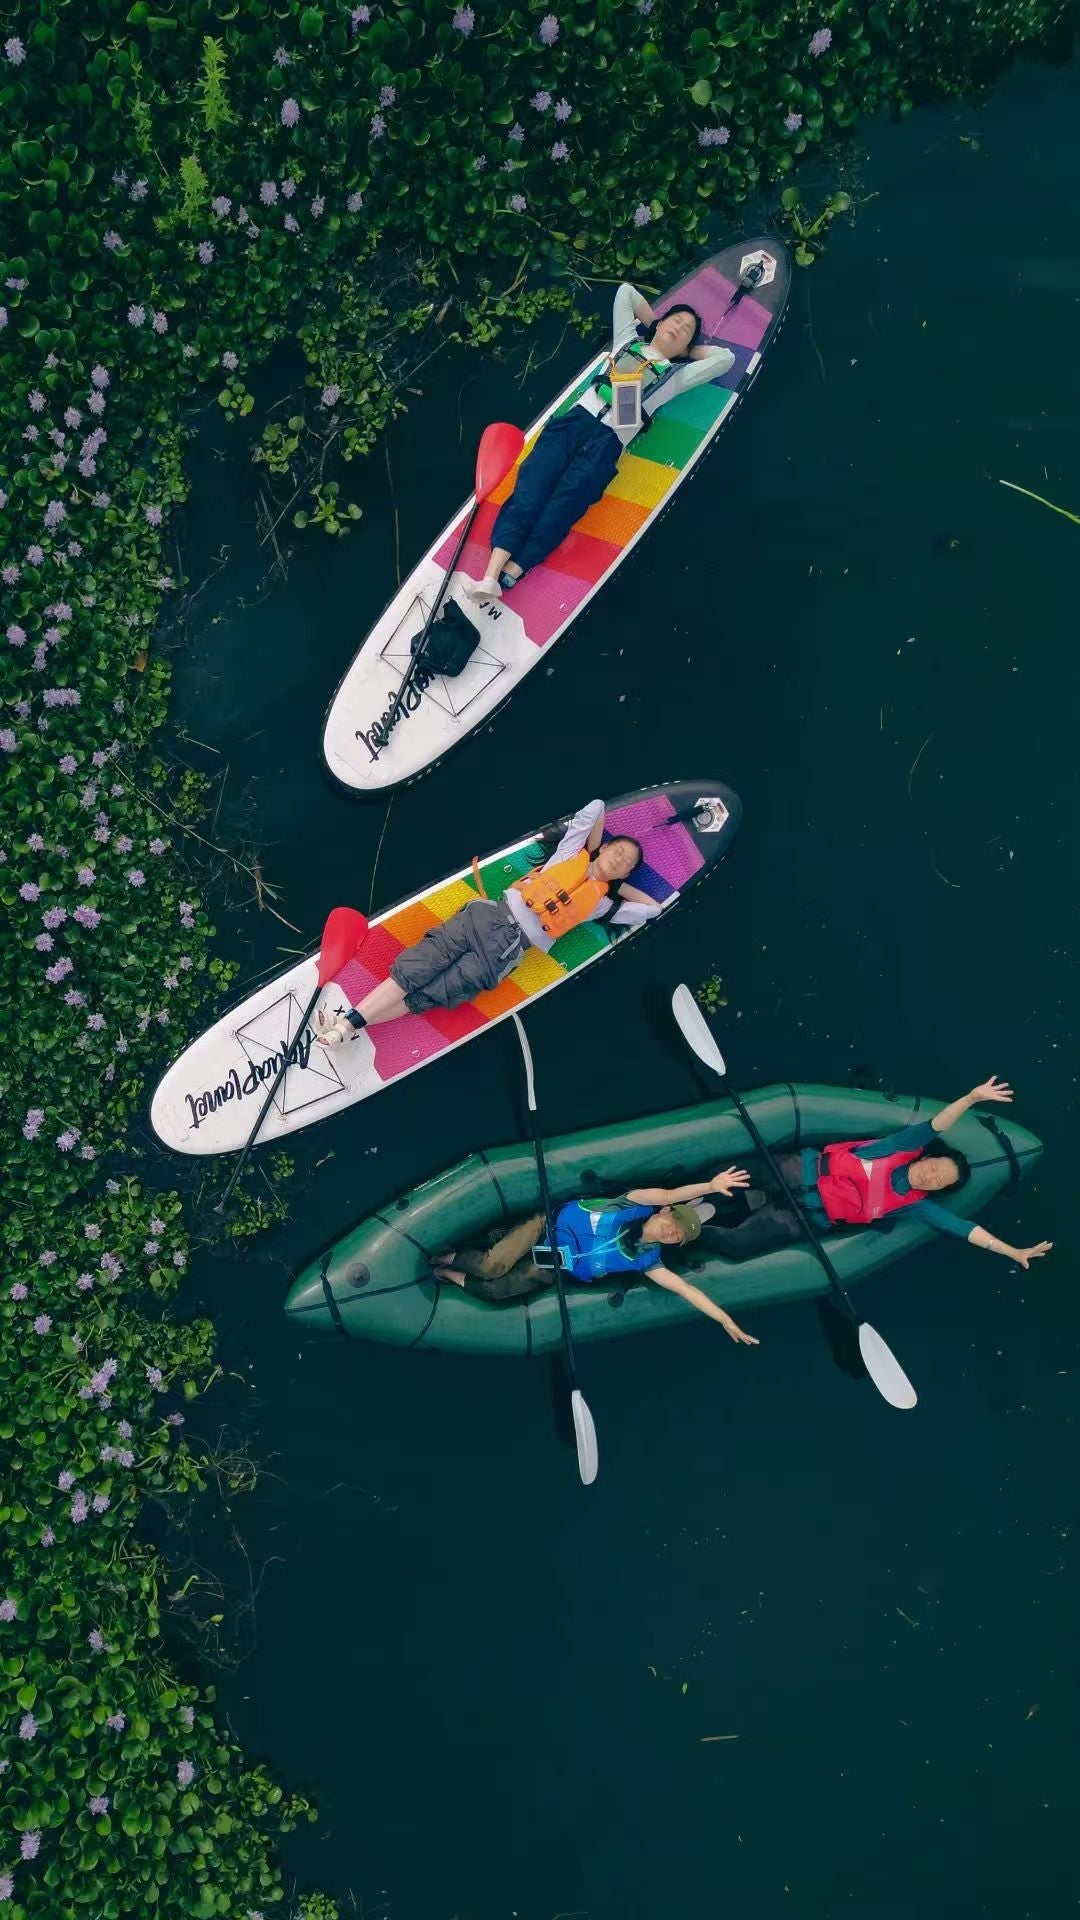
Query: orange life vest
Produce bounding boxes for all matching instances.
[512,848,609,939]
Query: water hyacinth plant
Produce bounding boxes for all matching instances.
[0,1,1069,1913]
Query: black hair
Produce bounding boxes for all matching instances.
[530,830,643,901]
[638,302,704,361]
[915,1140,971,1191]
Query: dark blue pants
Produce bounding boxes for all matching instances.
[491,408,622,575]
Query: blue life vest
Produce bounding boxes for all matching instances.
[538,1198,658,1283]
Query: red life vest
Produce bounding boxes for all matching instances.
[816,1138,927,1226]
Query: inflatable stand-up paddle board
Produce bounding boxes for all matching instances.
[149,780,740,1155]
[285,1088,1043,1353]
[323,238,789,794]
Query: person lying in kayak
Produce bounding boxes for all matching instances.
[433,1167,759,1344]
[461,284,736,603]
[316,799,659,1046]
[699,1077,1053,1268]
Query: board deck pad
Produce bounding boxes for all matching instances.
[149,780,740,1154]
[323,239,789,792]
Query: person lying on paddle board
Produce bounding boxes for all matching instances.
[433,1167,760,1343]
[316,800,660,1048]
[461,285,736,603]
[699,1078,1053,1267]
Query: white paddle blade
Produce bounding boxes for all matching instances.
[511,1012,538,1114]
[671,984,726,1078]
[858,1323,918,1410]
[571,1388,599,1486]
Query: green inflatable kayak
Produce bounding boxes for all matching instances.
[285,1085,1042,1354]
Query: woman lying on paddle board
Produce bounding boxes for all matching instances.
[317,798,659,1051]
[433,1167,760,1344]
[461,285,736,603]
[700,1077,1054,1267]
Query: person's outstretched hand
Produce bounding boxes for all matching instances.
[971,1076,1014,1104]
[709,1166,751,1196]
[1014,1241,1053,1269]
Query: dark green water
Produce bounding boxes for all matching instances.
[164,54,1079,1920]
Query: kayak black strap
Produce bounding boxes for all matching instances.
[478,1148,512,1223]
[976,1112,1022,1186]
[786,1082,802,1151]
[318,1252,348,1337]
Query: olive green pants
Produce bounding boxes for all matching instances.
[450,1212,553,1301]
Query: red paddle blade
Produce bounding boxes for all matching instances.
[475,421,525,502]
[317,906,369,986]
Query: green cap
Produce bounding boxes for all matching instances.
[669,1202,703,1244]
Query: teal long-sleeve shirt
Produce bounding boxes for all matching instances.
[800,1121,974,1239]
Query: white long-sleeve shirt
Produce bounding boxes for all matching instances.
[505,799,659,955]
[572,283,735,435]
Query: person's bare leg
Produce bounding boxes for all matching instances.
[316,975,409,1047]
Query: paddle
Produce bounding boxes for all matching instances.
[215,906,369,1211]
[670,984,917,1411]
[366,421,525,761]
[511,1013,599,1485]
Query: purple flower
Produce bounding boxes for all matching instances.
[0,1870,11,1902]
[809,26,832,55]
[77,1274,94,1291]
[198,241,215,265]
[699,125,731,148]
[165,1412,185,1427]
[281,97,300,127]
[84,1222,102,1241]
[107,1711,125,1732]
[509,193,527,213]
[177,1759,196,1786]
[63,988,84,1007]
[785,111,803,131]
[530,90,551,111]
[144,504,162,526]
[5,34,27,64]
[0,730,17,752]
[19,1713,38,1740]
[152,310,168,334]
[347,191,364,213]
[130,178,148,201]
[91,364,110,389]
[310,194,325,218]
[10,1283,29,1301]
[33,1314,52,1334]
[151,1218,166,1235]
[127,869,146,888]
[7,617,27,643]
[554,97,572,122]
[508,121,524,143]
[181,1705,195,1727]
[146,1366,164,1389]
[28,387,46,411]
[452,5,474,30]
[59,1469,75,1491]
[20,1831,40,1860]
[100,1252,123,1278]
[42,906,67,929]
[212,195,231,217]
[283,213,299,234]
[539,13,560,45]
[92,1493,110,1514]
[273,45,292,66]
[117,1448,135,1468]
[379,84,396,106]
[550,140,568,161]
[86,1012,106,1031]
[473,155,487,171]
[46,957,74,984]
[321,384,342,407]
[40,1527,54,1547]
[370,111,387,138]
[89,1628,106,1651]
[90,1794,109,1814]
[27,832,45,851]
[128,304,146,327]
[114,833,132,853]
[20,881,41,902]
[38,1249,57,1266]
[0,1598,16,1622]
[259,180,279,207]
[172,1249,186,1269]
[352,3,371,25]
[71,1490,89,1523]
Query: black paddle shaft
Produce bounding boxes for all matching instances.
[522,1095,582,1388]
[722,1082,859,1324]
[215,983,321,1211]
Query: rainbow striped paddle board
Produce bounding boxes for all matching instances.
[149,780,740,1155]
[322,238,789,794]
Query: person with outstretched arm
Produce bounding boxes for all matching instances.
[698,1077,1053,1267]
[433,1167,760,1345]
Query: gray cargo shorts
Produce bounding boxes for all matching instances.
[389,898,525,1013]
